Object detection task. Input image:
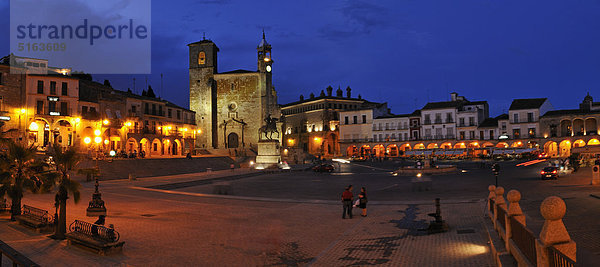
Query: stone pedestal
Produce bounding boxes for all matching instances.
[255,141,281,169]
[591,165,600,185]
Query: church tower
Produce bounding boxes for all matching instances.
[257,31,277,122]
[189,39,219,148]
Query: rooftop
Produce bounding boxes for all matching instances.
[509,98,547,110]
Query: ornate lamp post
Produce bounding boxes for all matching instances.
[86,131,106,217]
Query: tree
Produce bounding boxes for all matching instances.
[0,142,45,220]
[47,144,81,239]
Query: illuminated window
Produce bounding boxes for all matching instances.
[198,52,206,65]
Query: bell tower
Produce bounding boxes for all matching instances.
[257,30,273,73]
[189,38,220,148]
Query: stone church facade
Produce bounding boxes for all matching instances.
[189,33,279,150]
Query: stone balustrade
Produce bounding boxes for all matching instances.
[486,186,576,267]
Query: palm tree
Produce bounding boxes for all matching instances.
[0,141,45,220]
[47,144,81,240]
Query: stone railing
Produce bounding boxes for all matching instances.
[486,185,576,266]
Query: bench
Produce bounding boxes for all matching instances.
[0,199,9,214]
[14,205,54,232]
[65,220,124,255]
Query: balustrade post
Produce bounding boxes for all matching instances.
[487,185,496,218]
[536,196,576,266]
[493,186,505,231]
[505,189,524,254]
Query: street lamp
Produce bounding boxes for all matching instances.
[86,134,107,217]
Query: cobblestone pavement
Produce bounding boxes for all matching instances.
[0,173,493,266]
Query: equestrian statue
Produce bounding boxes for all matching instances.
[258,114,280,141]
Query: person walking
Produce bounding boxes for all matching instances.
[341,185,353,219]
[358,187,368,217]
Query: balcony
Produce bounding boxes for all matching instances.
[423,120,431,125]
[434,119,443,124]
[128,110,141,117]
[36,107,72,117]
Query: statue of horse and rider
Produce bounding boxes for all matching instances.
[259,114,280,141]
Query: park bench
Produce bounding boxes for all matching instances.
[0,199,9,214]
[65,220,124,255]
[14,205,54,232]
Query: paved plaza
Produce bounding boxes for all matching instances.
[1,158,600,266]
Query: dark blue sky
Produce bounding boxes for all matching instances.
[2,0,600,116]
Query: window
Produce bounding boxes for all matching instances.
[61,82,68,96]
[459,131,465,140]
[501,122,507,130]
[459,118,465,126]
[435,113,442,123]
[344,116,348,124]
[168,109,172,118]
[447,127,453,137]
[82,106,88,115]
[48,101,56,113]
[50,81,56,95]
[480,131,484,140]
[353,116,357,124]
[513,129,521,139]
[527,112,534,122]
[159,106,163,116]
[424,114,431,124]
[469,117,474,126]
[0,72,3,85]
[37,81,44,94]
[469,131,475,139]
[177,110,181,119]
[198,52,206,65]
[60,102,68,115]
[144,103,149,114]
[373,135,377,142]
[362,115,366,123]
[528,128,536,138]
[36,101,43,114]
[132,105,137,113]
[489,130,494,139]
[446,113,453,123]
[513,113,519,123]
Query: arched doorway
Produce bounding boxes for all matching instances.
[440,142,452,149]
[53,119,73,148]
[400,143,411,151]
[454,142,466,149]
[27,119,51,149]
[468,142,480,148]
[227,133,239,148]
[346,145,358,157]
[588,139,600,146]
[573,139,586,148]
[585,118,598,135]
[511,141,524,148]
[560,120,571,137]
[573,119,584,136]
[387,145,399,157]
[414,143,425,149]
[373,144,385,158]
[151,138,162,156]
[360,145,371,157]
[173,139,182,155]
[543,141,558,157]
[126,138,138,153]
[482,142,494,148]
[496,142,509,148]
[559,140,571,157]
[162,139,172,156]
[427,143,438,149]
[139,138,150,156]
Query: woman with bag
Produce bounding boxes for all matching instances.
[358,187,368,217]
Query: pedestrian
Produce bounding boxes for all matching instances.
[341,185,353,219]
[92,215,106,236]
[358,187,368,217]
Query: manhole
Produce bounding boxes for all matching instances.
[457,229,475,234]
[140,214,157,217]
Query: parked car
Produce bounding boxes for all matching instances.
[312,163,334,172]
[541,166,559,180]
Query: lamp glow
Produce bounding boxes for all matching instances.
[94,129,101,136]
[84,137,91,144]
[94,137,102,144]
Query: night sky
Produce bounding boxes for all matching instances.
[2,0,600,116]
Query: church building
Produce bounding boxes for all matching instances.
[189,33,280,151]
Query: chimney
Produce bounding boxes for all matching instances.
[346,86,351,98]
[326,86,333,96]
[310,93,315,99]
[299,94,304,101]
[450,92,458,101]
[358,94,362,99]
[320,90,325,97]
